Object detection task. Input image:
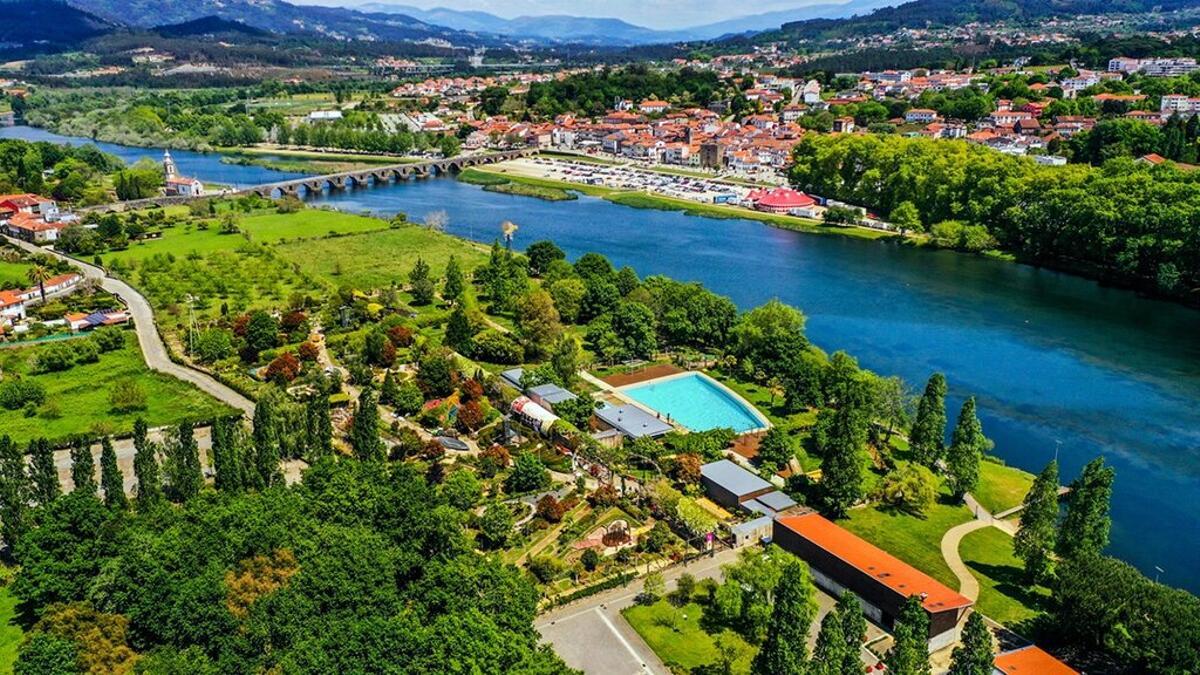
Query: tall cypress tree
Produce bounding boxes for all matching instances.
[1058,457,1115,560]
[132,418,163,509]
[252,397,281,489]
[837,591,867,675]
[69,437,97,496]
[948,612,993,675]
[166,423,203,502]
[443,255,464,305]
[445,304,473,352]
[350,387,384,462]
[910,373,948,468]
[99,437,127,510]
[0,435,29,546]
[306,395,333,461]
[29,438,60,506]
[751,560,817,675]
[946,397,987,499]
[885,596,931,675]
[1014,459,1059,584]
[211,416,240,493]
[810,611,849,675]
[819,406,865,517]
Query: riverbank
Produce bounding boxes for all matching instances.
[469,163,898,241]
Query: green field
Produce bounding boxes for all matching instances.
[0,333,234,444]
[960,526,1051,628]
[973,460,1036,515]
[274,225,490,290]
[0,260,29,289]
[105,209,389,265]
[622,600,755,673]
[841,495,974,589]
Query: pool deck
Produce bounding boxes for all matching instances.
[611,370,772,434]
[600,363,685,387]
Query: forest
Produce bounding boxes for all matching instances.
[788,134,1200,303]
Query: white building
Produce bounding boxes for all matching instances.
[162,151,204,198]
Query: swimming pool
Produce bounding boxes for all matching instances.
[619,372,768,434]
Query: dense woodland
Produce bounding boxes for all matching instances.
[788,134,1200,302]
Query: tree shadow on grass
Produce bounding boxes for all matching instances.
[965,559,1052,633]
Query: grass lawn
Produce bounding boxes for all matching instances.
[0,260,29,289]
[622,600,756,674]
[0,333,235,445]
[275,225,490,290]
[960,526,1051,628]
[841,494,974,589]
[105,209,388,265]
[973,460,1036,515]
[0,581,22,675]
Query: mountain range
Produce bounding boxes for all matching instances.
[355,0,897,44]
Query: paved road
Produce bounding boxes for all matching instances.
[3,234,254,416]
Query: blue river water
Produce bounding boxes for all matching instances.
[5,126,1200,592]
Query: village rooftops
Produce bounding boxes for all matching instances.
[993,646,1078,675]
[775,513,972,613]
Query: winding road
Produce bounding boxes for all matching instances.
[2,234,255,416]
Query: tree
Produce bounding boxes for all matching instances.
[443,256,465,304]
[732,300,807,379]
[886,596,931,675]
[69,437,97,496]
[478,504,514,549]
[610,301,657,359]
[416,349,456,398]
[949,612,993,675]
[445,304,474,352]
[836,591,867,675]
[549,334,581,387]
[516,290,562,359]
[26,264,52,303]
[210,416,242,493]
[29,438,60,506]
[442,470,482,510]
[819,406,865,517]
[1058,457,1115,560]
[810,611,849,675]
[305,396,333,460]
[13,633,78,675]
[243,310,279,361]
[251,396,281,489]
[99,437,127,510]
[535,494,564,523]
[164,423,202,502]
[640,572,665,604]
[131,418,162,508]
[751,559,817,675]
[946,397,987,499]
[525,241,565,276]
[875,463,937,515]
[756,427,794,474]
[1014,459,1059,584]
[409,258,435,305]
[581,548,601,572]
[0,435,29,546]
[505,452,550,494]
[890,200,923,233]
[548,277,586,323]
[350,387,385,462]
[910,373,948,468]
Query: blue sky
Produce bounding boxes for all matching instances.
[288,0,839,29]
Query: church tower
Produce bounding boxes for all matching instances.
[163,149,178,179]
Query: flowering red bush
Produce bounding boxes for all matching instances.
[265,352,301,384]
[297,341,320,362]
[388,325,414,347]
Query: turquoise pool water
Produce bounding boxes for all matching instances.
[620,373,766,433]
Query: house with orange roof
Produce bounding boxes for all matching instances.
[773,513,973,651]
[993,645,1078,675]
[638,100,670,114]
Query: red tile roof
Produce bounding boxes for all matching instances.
[775,513,973,612]
[994,646,1078,675]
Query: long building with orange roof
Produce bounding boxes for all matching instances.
[993,645,1079,675]
[773,513,973,651]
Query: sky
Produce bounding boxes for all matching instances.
[286,0,839,29]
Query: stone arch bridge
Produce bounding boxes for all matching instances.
[250,148,534,199]
[81,149,536,213]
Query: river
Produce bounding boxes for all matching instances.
[5,126,1199,592]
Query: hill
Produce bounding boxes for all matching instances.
[153,16,272,38]
[0,0,115,56]
[774,0,1200,40]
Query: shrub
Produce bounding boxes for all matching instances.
[265,352,301,385]
[297,341,320,362]
[536,494,565,523]
[32,343,76,373]
[392,382,425,416]
[0,379,46,410]
[581,548,601,572]
[469,330,523,365]
[73,340,100,365]
[527,555,564,584]
[192,328,234,364]
[91,327,126,352]
[109,378,147,413]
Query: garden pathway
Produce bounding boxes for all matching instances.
[2,234,254,415]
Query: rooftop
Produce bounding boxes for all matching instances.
[775,513,973,613]
[993,646,1078,675]
[594,403,674,439]
[701,459,773,498]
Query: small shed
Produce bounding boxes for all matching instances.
[700,460,775,511]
